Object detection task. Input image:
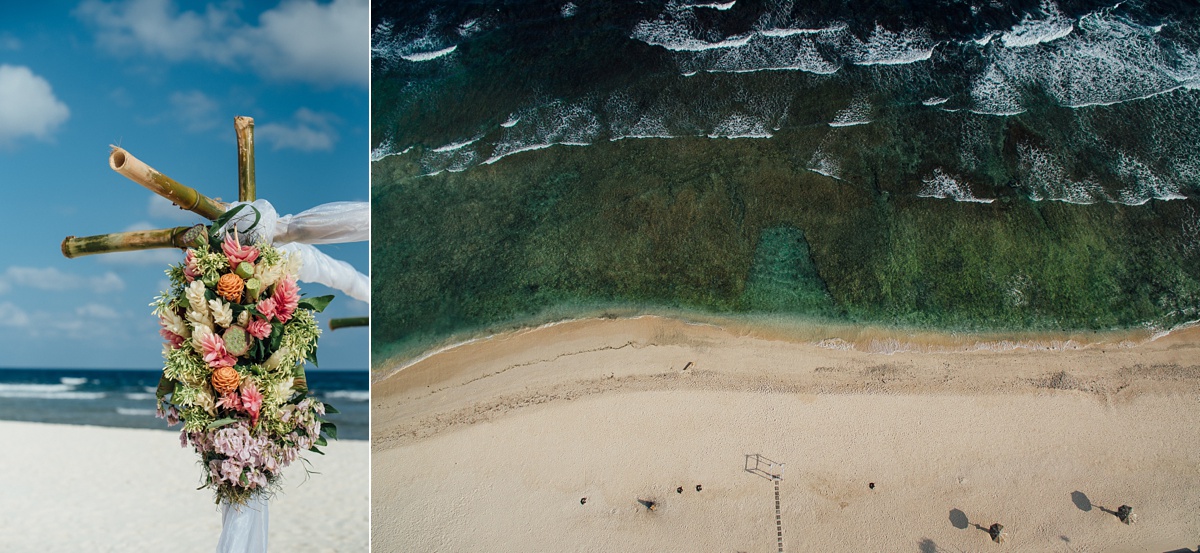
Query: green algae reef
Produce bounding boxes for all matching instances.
[372,141,1200,365]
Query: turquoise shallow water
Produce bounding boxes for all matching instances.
[371,0,1200,364]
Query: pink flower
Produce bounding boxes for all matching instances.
[198,332,236,368]
[159,328,185,349]
[246,317,272,340]
[216,392,242,413]
[240,383,264,427]
[256,296,278,322]
[222,234,260,267]
[272,276,300,323]
[183,249,200,283]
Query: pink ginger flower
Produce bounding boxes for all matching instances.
[216,392,243,413]
[246,317,272,340]
[240,382,264,427]
[222,234,260,267]
[183,249,201,282]
[159,328,185,349]
[256,296,278,322]
[272,276,301,323]
[198,332,236,368]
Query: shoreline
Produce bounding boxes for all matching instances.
[373,312,1200,551]
[372,312,1192,383]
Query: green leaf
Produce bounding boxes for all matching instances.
[298,295,334,313]
[309,446,325,455]
[324,403,340,415]
[321,422,338,440]
[315,435,328,447]
[208,204,261,242]
[206,418,238,430]
[306,345,319,367]
[155,375,177,400]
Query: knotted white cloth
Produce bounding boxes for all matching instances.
[220,199,369,303]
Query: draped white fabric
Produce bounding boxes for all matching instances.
[217,495,269,553]
[221,199,369,303]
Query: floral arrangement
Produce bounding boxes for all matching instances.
[152,207,336,505]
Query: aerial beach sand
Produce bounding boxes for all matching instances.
[0,422,368,552]
[373,316,1200,552]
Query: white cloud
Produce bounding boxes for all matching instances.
[75,0,368,88]
[1,266,125,293]
[0,65,70,144]
[76,303,121,319]
[257,108,339,151]
[0,33,21,51]
[169,90,220,132]
[0,302,30,327]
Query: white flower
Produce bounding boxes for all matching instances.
[186,308,213,331]
[161,309,190,338]
[263,346,291,371]
[209,298,234,328]
[236,310,250,327]
[193,388,216,416]
[272,377,294,400]
[191,323,214,354]
[186,281,209,318]
[255,263,283,288]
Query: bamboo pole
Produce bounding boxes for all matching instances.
[328,317,368,330]
[235,116,256,202]
[109,147,227,220]
[61,224,208,259]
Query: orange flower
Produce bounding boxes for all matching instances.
[211,366,241,395]
[216,273,244,303]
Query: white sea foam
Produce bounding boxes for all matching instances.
[844,24,934,66]
[829,95,871,127]
[969,66,1025,115]
[917,169,995,203]
[400,45,458,62]
[60,377,87,386]
[432,135,483,153]
[1001,1,1074,48]
[123,393,157,401]
[922,97,949,106]
[561,2,577,18]
[687,0,736,10]
[708,113,772,138]
[807,147,843,180]
[485,100,602,164]
[1018,144,1105,204]
[324,390,370,402]
[0,383,105,400]
[501,115,520,128]
[686,32,841,75]
[1112,153,1187,205]
[116,407,157,416]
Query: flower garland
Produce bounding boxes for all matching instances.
[152,207,337,505]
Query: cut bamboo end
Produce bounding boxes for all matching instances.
[329,317,369,330]
[109,146,227,220]
[235,116,256,202]
[61,225,206,259]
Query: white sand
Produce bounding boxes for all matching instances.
[373,316,1200,552]
[0,422,367,552]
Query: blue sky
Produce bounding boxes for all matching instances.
[0,0,369,369]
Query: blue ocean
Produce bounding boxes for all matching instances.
[371,0,1200,363]
[0,368,369,440]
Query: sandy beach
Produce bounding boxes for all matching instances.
[373,316,1200,552]
[0,422,368,552]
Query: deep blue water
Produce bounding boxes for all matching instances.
[0,368,369,440]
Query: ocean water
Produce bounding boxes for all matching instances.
[371,0,1200,362]
[0,368,369,440]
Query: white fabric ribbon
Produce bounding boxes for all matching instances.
[221,199,370,304]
